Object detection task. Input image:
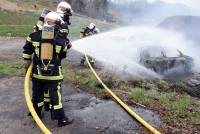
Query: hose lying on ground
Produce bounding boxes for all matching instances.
[24,63,52,134]
[85,54,161,134]
[24,55,161,134]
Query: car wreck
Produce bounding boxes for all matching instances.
[139,47,194,76]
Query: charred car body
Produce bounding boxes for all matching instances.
[139,47,194,76]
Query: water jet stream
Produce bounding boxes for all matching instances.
[72,26,199,80]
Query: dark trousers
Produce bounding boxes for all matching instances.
[32,79,66,120]
[80,55,95,66]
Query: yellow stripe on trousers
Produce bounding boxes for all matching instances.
[24,63,52,134]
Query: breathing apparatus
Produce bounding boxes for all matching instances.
[39,11,62,75]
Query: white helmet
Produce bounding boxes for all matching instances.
[57,1,72,15]
[44,11,63,25]
[95,28,100,33]
[88,23,96,30]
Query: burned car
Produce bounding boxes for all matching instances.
[139,47,194,76]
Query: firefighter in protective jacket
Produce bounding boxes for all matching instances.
[33,2,72,111]
[80,23,100,67]
[23,11,73,127]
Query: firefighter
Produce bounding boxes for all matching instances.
[32,1,73,112]
[80,23,100,38]
[33,1,72,36]
[23,11,73,127]
[80,23,100,67]
[56,1,72,26]
[55,1,72,42]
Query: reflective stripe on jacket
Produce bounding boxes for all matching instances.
[22,30,67,81]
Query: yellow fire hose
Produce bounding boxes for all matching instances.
[84,54,161,134]
[24,55,161,134]
[24,63,52,134]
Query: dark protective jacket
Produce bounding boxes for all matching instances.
[80,27,99,37]
[22,30,68,81]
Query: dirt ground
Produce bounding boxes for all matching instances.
[0,0,42,12]
[0,37,161,134]
[0,37,23,63]
[0,0,19,11]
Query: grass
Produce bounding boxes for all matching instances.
[0,8,199,133]
[171,95,191,115]
[62,65,112,99]
[0,25,34,37]
[69,15,116,39]
[7,0,57,10]
[128,87,199,128]
[0,11,38,25]
[0,62,24,77]
[61,65,200,130]
[0,10,115,38]
[63,66,99,89]
[0,61,199,131]
[190,106,200,125]
[0,10,37,37]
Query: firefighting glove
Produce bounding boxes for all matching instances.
[24,60,31,74]
[66,38,72,49]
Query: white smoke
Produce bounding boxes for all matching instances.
[109,0,157,3]
[108,0,200,25]
[110,0,200,9]
[161,0,200,11]
[72,26,200,80]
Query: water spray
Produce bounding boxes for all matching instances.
[72,26,199,80]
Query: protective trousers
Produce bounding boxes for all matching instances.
[32,80,66,120]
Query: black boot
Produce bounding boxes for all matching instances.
[90,61,95,68]
[27,112,32,117]
[80,59,85,66]
[27,111,43,119]
[44,102,50,111]
[58,117,73,127]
